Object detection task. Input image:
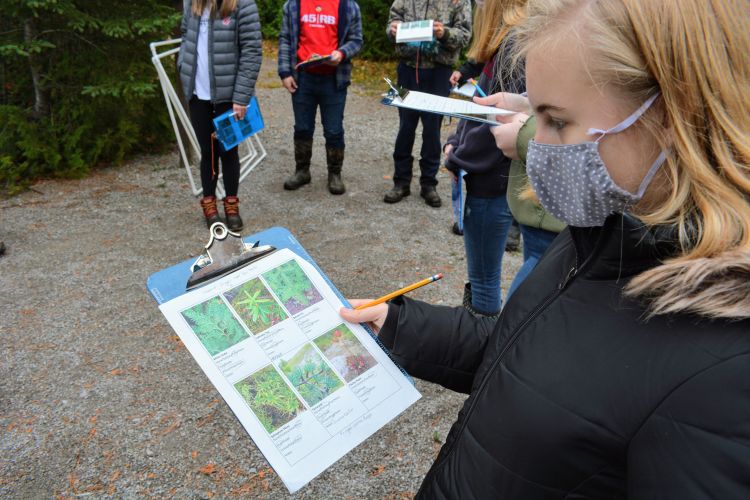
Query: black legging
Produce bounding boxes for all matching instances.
[188,97,240,197]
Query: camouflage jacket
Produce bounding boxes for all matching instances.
[386,0,472,68]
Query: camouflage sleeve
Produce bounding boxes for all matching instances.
[439,0,472,51]
[386,0,407,42]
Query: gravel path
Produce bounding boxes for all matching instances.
[0,58,521,498]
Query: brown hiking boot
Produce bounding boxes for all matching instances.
[223,196,244,232]
[200,196,222,228]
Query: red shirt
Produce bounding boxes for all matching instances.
[297,0,340,75]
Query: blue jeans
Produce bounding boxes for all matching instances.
[392,62,452,188]
[507,224,559,299]
[463,194,514,315]
[292,71,347,148]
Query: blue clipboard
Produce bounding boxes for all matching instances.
[146,226,412,381]
[212,96,264,151]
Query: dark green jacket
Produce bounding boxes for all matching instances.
[508,115,566,233]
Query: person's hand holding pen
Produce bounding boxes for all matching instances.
[474,92,531,160]
[339,274,443,334]
[339,301,388,334]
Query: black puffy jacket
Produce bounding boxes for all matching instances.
[380,214,750,499]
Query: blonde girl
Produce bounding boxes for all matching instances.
[342,0,750,497]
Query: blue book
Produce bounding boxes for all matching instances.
[212,96,264,151]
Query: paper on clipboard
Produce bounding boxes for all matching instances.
[148,226,421,493]
[381,85,513,125]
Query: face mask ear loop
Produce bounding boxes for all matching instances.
[635,150,668,198]
[587,92,661,140]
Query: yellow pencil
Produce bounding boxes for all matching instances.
[354,273,444,310]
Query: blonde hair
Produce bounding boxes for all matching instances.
[192,0,238,19]
[467,0,527,62]
[515,0,750,318]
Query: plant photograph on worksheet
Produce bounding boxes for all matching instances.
[262,260,323,315]
[314,324,378,382]
[224,278,288,333]
[279,343,343,406]
[181,296,249,356]
[235,365,305,434]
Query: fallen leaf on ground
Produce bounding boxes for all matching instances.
[199,463,216,475]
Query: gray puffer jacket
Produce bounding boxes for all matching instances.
[178,0,262,105]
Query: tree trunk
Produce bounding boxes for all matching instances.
[24,17,49,119]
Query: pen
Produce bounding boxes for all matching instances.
[354,273,444,310]
[468,78,487,97]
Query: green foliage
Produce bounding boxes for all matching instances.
[236,366,303,434]
[280,344,343,406]
[182,297,250,356]
[0,0,181,193]
[262,260,322,314]
[254,0,395,60]
[226,278,287,333]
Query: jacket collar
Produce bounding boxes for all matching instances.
[570,213,678,281]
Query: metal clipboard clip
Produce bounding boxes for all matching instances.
[186,222,276,291]
[382,77,409,103]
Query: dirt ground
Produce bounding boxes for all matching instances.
[0,57,522,498]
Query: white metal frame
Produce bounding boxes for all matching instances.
[150,38,267,198]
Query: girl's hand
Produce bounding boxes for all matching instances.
[473,92,530,114]
[390,21,401,36]
[449,71,462,87]
[339,300,389,334]
[490,113,529,160]
[233,103,247,120]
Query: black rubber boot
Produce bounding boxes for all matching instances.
[326,145,346,195]
[284,138,313,190]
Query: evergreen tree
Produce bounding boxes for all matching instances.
[0,0,180,192]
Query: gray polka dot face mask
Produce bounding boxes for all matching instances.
[526,93,666,228]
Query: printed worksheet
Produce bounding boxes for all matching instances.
[159,249,421,493]
[384,90,514,125]
[395,20,434,43]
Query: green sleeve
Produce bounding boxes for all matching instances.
[507,116,566,233]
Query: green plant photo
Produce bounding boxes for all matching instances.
[181,296,250,356]
[262,260,323,315]
[224,278,288,334]
[235,365,304,434]
[279,344,343,407]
